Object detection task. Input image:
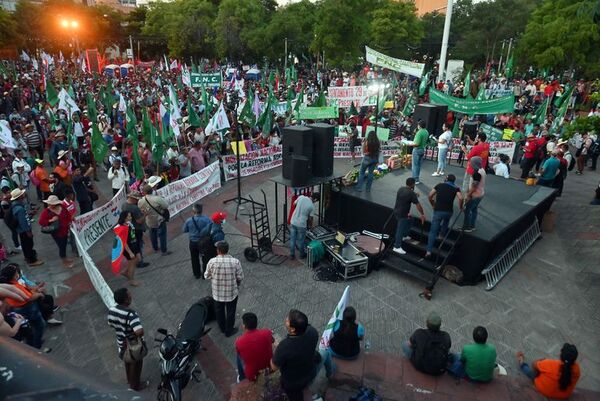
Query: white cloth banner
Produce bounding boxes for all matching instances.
[425,140,516,165]
[223,146,283,182]
[156,161,221,217]
[72,186,127,251]
[327,86,376,109]
[319,285,350,350]
[365,46,425,78]
[0,120,17,149]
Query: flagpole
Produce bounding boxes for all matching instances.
[437,0,454,83]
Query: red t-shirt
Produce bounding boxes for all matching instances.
[235,329,273,381]
[39,206,71,238]
[466,142,490,175]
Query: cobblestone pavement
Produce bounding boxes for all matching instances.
[4,158,599,400]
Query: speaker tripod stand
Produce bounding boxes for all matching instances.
[223,141,256,220]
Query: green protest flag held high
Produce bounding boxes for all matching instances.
[293,86,304,114]
[125,103,137,138]
[550,86,574,136]
[66,120,77,150]
[86,93,98,123]
[476,86,487,101]
[291,64,297,82]
[141,108,152,145]
[201,85,212,128]
[452,119,460,138]
[68,83,76,100]
[286,87,295,113]
[533,97,549,125]
[463,70,471,98]
[553,85,571,108]
[349,101,358,116]
[150,123,164,164]
[315,90,327,107]
[239,96,256,127]
[401,91,416,116]
[91,123,108,164]
[187,97,202,127]
[418,71,429,96]
[429,88,514,115]
[46,80,59,107]
[257,89,273,128]
[268,70,275,87]
[504,55,514,79]
[127,124,144,180]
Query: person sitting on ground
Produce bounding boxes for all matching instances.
[517,343,580,399]
[235,312,274,382]
[329,306,365,360]
[402,312,451,375]
[448,326,496,382]
[493,154,511,179]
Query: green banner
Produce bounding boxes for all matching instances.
[296,106,338,120]
[191,73,222,88]
[479,123,504,142]
[429,88,514,115]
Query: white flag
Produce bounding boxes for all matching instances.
[319,286,350,350]
[58,89,80,117]
[168,86,181,119]
[169,59,178,70]
[170,112,180,137]
[32,58,38,71]
[163,54,169,71]
[211,103,230,132]
[182,68,191,88]
[0,120,17,149]
[81,57,87,73]
[118,94,127,113]
[20,50,30,62]
[59,51,64,63]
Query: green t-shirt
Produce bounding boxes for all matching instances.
[413,128,429,149]
[461,343,497,382]
[512,130,525,142]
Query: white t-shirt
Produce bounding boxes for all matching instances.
[290,195,314,228]
[438,130,453,150]
[493,163,510,179]
[73,122,84,138]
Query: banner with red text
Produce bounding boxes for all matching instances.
[223,145,283,181]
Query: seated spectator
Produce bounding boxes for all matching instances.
[329,306,364,360]
[402,312,451,375]
[493,155,510,178]
[235,312,273,382]
[517,343,580,399]
[0,263,50,352]
[271,309,334,401]
[448,326,496,382]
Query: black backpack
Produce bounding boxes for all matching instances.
[590,138,600,156]
[568,153,576,171]
[420,336,449,375]
[4,205,20,230]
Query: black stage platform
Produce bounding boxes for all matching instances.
[325,159,557,284]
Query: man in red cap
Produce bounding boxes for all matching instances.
[199,211,226,271]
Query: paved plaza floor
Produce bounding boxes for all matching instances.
[5,158,599,400]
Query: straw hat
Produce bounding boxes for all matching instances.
[57,150,69,159]
[148,176,162,188]
[10,188,27,201]
[43,195,62,206]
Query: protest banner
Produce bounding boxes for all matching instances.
[365,46,425,78]
[480,123,504,141]
[333,137,401,158]
[296,106,338,120]
[191,73,222,88]
[364,126,390,141]
[425,140,516,164]
[336,125,362,137]
[223,145,283,181]
[319,286,349,350]
[72,186,127,251]
[430,88,514,115]
[327,86,376,109]
[156,161,221,216]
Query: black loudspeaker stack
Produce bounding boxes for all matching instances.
[282,123,335,187]
[412,103,448,137]
[462,121,478,141]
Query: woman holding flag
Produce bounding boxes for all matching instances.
[112,211,140,286]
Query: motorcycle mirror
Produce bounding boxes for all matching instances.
[157,328,168,335]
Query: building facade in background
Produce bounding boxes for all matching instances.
[410,0,447,16]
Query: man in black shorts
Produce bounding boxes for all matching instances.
[425,174,463,258]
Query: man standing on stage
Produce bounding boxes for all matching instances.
[425,174,463,259]
[289,193,319,260]
[405,121,429,185]
[393,178,426,255]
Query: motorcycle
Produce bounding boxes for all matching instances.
[155,300,211,401]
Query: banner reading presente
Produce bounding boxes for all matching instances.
[365,46,425,78]
[429,88,514,115]
[327,86,377,109]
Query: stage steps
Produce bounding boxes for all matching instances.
[378,223,462,285]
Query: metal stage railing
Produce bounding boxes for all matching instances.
[481,217,541,290]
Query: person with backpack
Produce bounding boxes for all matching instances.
[182,203,213,279]
[402,312,452,375]
[9,189,43,267]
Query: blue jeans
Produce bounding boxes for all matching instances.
[236,353,246,381]
[427,211,452,253]
[447,352,464,378]
[463,197,483,230]
[150,222,168,253]
[412,148,425,181]
[520,362,537,380]
[313,349,335,379]
[394,217,412,248]
[437,147,448,172]
[402,341,413,359]
[356,156,378,192]
[289,224,307,257]
[14,301,46,349]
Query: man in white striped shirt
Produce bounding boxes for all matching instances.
[107,288,145,391]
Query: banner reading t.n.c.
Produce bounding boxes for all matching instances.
[191,73,222,88]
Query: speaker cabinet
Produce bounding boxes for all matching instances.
[412,103,439,137]
[282,126,313,179]
[307,123,334,177]
[290,155,310,187]
[463,121,478,141]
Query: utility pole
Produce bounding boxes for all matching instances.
[129,35,134,60]
[438,0,454,83]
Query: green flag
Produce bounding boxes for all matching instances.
[66,120,77,150]
[91,123,108,163]
[293,87,304,114]
[476,86,487,101]
[239,96,255,127]
[150,123,163,164]
[127,122,144,180]
[125,103,137,138]
[505,55,514,79]
[553,85,571,108]
[291,64,297,82]
[46,80,59,107]
[68,83,76,100]
[550,86,574,135]
[463,70,471,98]
[419,72,429,96]
[315,90,327,107]
[286,87,295,113]
[187,97,201,127]
[452,119,460,138]
[349,101,358,116]
[533,97,549,125]
[141,108,152,145]
[401,91,416,116]
[86,93,98,123]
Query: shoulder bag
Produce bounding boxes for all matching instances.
[144,196,170,223]
[122,312,148,364]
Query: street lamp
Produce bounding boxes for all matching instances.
[59,19,80,54]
